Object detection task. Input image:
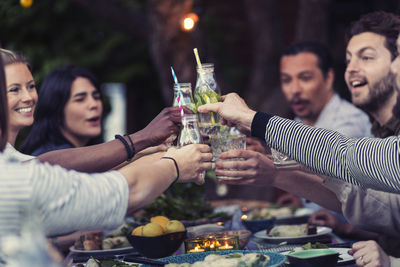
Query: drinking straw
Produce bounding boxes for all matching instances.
[170,66,185,122]
[193,48,204,75]
[193,48,216,124]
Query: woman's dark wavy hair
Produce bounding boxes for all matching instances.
[346,11,400,60]
[21,65,104,154]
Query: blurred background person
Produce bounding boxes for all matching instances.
[276,40,372,210]
[21,65,104,155]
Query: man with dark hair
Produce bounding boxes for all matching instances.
[346,10,400,138]
[280,40,371,134]
[277,40,371,209]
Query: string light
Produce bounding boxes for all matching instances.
[181,13,199,32]
[20,0,33,8]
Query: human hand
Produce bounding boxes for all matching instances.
[214,149,277,185]
[164,144,212,185]
[276,193,303,208]
[197,93,257,134]
[308,209,348,234]
[139,107,188,146]
[246,137,267,154]
[349,240,390,267]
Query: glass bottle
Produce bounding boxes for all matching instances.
[172,83,196,113]
[177,114,205,179]
[178,114,202,146]
[194,63,221,124]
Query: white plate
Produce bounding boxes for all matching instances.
[254,226,332,243]
[69,245,136,256]
[281,247,355,265]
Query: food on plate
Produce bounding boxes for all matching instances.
[245,206,294,220]
[166,253,270,267]
[290,242,328,252]
[267,224,316,237]
[131,216,186,237]
[102,236,130,250]
[74,232,102,251]
[73,225,132,251]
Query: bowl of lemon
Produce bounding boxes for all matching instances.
[127,216,187,258]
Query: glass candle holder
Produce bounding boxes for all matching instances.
[214,234,239,251]
[184,238,205,254]
[199,234,218,251]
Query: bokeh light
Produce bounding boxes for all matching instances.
[20,0,33,8]
[181,13,199,32]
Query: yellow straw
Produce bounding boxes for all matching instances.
[193,48,203,73]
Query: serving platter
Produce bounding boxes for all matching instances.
[141,250,286,267]
[254,226,332,244]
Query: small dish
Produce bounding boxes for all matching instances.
[286,248,339,267]
[241,217,276,233]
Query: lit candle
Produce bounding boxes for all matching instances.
[188,245,205,253]
[218,242,233,250]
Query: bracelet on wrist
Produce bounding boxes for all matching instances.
[115,134,134,161]
[161,157,180,183]
[124,134,136,157]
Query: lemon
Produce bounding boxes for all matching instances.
[150,216,169,232]
[166,220,185,233]
[142,223,164,237]
[131,225,144,236]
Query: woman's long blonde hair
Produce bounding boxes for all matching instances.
[0,52,8,151]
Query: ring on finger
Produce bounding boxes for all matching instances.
[359,256,364,265]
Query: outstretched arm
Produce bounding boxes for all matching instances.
[216,149,342,212]
[37,107,182,173]
[199,93,400,193]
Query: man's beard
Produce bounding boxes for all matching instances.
[355,72,396,113]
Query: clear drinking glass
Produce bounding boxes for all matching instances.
[211,133,246,180]
[270,148,298,167]
[194,63,221,124]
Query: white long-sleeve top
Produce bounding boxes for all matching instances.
[0,150,129,238]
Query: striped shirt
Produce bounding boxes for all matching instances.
[251,112,400,193]
[0,151,129,238]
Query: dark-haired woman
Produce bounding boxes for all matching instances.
[21,65,104,155]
